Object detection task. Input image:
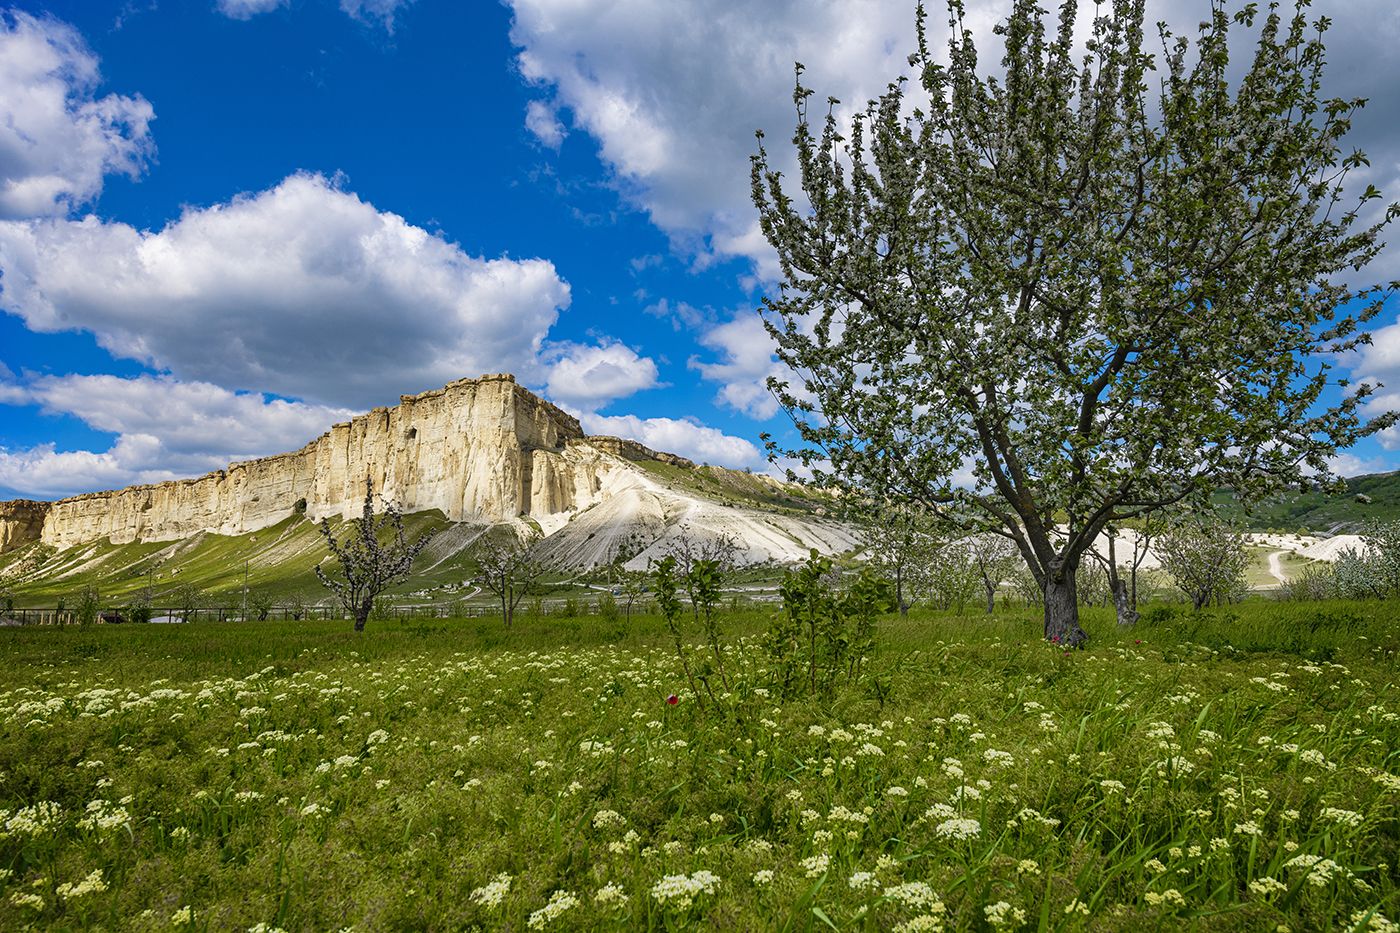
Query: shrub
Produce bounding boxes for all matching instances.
[596,591,620,622]
[73,585,101,627]
[652,555,703,703]
[1156,517,1249,609]
[1280,563,1335,602]
[286,592,308,621]
[168,582,206,623]
[1326,519,1400,600]
[125,589,153,625]
[247,589,274,621]
[1139,604,1185,627]
[766,551,894,699]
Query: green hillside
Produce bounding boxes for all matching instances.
[632,458,834,515]
[0,511,485,610]
[1214,471,1400,532]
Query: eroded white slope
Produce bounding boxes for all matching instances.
[528,446,857,569]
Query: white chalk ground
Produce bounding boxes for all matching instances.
[1075,530,1366,587]
[526,445,860,570]
[1083,528,1163,570]
[1246,532,1368,562]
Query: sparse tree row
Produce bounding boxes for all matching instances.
[20,492,1400,632]
[752,0,1398,647]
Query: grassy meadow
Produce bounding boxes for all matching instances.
[0,603,1398,931]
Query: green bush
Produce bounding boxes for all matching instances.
[125,589,153,625]
[73,585,101,626]
[247,589,274,621]
[766,551,894,699]
[596,591,620,622]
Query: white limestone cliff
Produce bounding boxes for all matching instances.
[0,374,854,568]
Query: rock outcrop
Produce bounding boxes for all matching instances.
[0,500,50,553]
[15,374,582,551]
[0,374,855,568]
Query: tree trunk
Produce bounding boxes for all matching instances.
[1111,577,1138,627]
[354,596,371,632]
[1102,541,1138,627]
[984,579,996,614]
[1043,567,1088,647]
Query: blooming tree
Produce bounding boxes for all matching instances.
[315,476,434,632]
[752,0,1397,645]
[968,534,1020,615]
[473,530,548,628]
[1155,515,1250,609]
[859,504,940,615]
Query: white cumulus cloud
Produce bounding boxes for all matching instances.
[545,341,660,410]
[580,411,761,469]
[0,435,175,499]
[507,0,926,269]
[339,0,415,32]
[215,0,413,30]
[1348,318,1400,450]
[0,172,572,410]
[0,374,353,497]
[0,10,154,220]
[215,0,289,20]
[508,0,1400,285]
[689,313,784,419]
[525,99,566,149]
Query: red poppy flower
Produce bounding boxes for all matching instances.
[666,694,679,705]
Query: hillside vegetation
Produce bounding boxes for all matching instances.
[1214,472,1400,532]
[0,512,471,609]
[5,470,1398,610]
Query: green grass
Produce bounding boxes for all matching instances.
[1241,548,1322,590]
[0,601,1397,930]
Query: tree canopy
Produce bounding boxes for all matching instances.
[752,0,1398,645]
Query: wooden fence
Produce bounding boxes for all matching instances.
[0,598,664,626]
[0,604,501,626]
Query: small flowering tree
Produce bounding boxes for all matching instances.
[473,530,548,628]
[968,535,1019,615]
[860,504,939,615]
[315,476,434,632]
[1156,516,1249,610]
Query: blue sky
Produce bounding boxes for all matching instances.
[2,0,1399,501]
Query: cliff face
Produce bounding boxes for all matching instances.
[6,374,594,552]
[0,500,50,553]
[0,373,856,569]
